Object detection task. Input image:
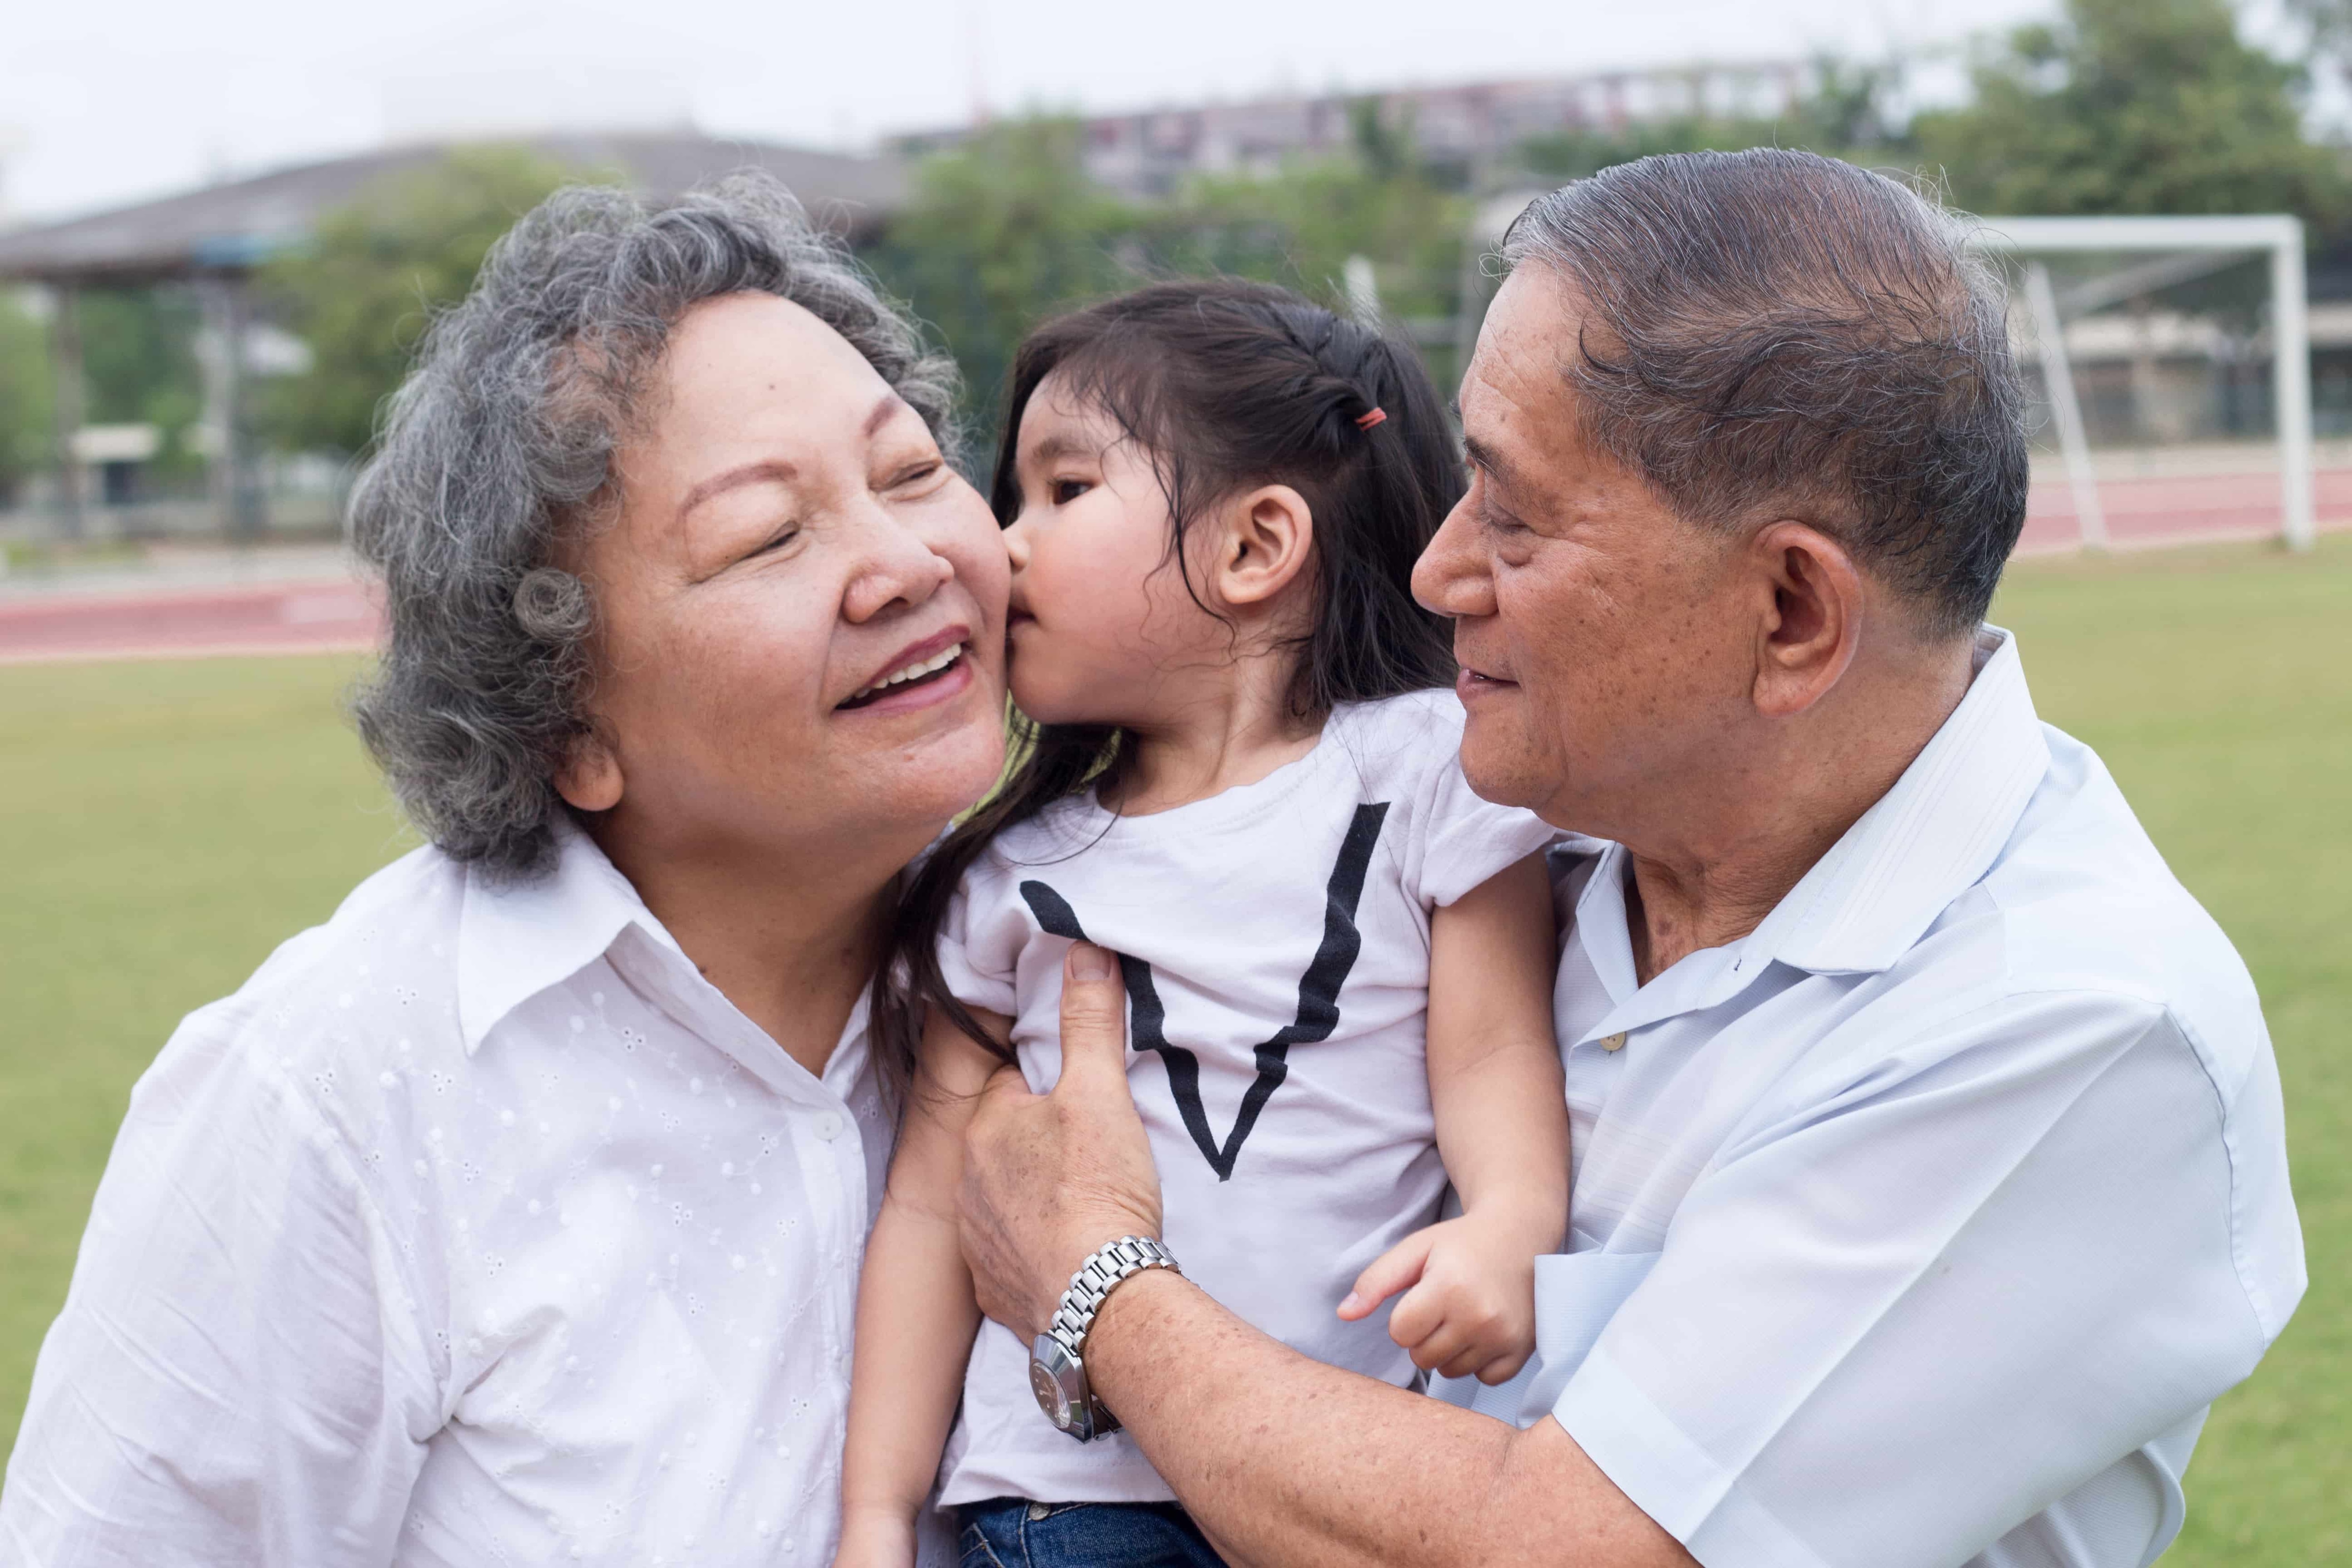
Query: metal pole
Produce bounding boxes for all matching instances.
[224,278,264,541]
[2023,263,2108,552]
[2270,228,2316,552]
[47,282,85,540]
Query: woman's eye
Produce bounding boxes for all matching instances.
[749,528,799,559]
[886,460,944,491]
[1051,478,1091,506]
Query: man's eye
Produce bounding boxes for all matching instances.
[1052,478,1091,506]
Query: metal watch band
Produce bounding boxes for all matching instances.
[1045,1235,1180,1361]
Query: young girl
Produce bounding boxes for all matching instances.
[838,280,1569,1568]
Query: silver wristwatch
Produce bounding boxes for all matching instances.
[1027,1234,1180,1442]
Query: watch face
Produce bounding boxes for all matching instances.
[1029,1336,1079,1432]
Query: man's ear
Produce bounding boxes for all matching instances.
[554,731,625,814]
[1214,484,1315,609]
[1749,520,1863,718]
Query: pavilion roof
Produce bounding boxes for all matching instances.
[0,130,906,285]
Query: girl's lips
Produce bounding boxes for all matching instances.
[836,649,977,717]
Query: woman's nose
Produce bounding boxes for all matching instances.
[842,512,956,623]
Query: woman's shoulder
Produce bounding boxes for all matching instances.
[160,846,474,1094]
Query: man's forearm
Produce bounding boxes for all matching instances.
[1085,1269,1691,1568]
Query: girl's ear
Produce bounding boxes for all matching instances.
[1216,484,1315,608]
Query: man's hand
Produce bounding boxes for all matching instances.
[958,942,1163,1338]
[1339,1208,1545,1385]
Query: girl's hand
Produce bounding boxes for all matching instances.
[833,1505,919,1568]
[1337,1208,1549,1385]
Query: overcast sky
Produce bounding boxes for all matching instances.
[0,0,2080,223]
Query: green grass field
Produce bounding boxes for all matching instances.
[2,539,2345,1561]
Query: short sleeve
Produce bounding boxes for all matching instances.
[933,868,1021,1018]
[1549,993,2296,1568]
[1409,748,1561,909]
[0,1015,445,1566]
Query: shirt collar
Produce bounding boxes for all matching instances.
[1753,626,2048,977]
[1568,627,2050,1031]
[456,815,685,1055]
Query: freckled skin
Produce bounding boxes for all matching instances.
[1412,269,1756,841]
[1414,267,1977,979]
[554,291,1013,1069]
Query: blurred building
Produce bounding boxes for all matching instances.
[895,63,1814,196]
[0,131,904,543]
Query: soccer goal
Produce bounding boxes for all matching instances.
[1456,199,2320,555]
[1968,215,2317,554]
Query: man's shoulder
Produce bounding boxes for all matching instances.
[1971,724,2263,1063]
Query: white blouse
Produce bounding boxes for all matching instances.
[0,821,898,1567]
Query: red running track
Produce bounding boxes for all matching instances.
[2016,467,2352,553]
[1,468,2344,664]
[0,578,383,664]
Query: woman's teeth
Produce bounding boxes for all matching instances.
[848,642,964,703]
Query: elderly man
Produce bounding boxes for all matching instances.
[954,150,2304,1568]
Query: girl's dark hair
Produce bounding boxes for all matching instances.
[874,278,1463,1098]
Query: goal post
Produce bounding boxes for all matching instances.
[1458,199,2319,553]
[1967,215,2313,553]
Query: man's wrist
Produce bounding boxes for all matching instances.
[1080,1259,1185,1379]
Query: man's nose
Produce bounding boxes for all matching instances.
[1412,498,1493,618]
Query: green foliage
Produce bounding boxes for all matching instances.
[0,293,53,504]
[1513,60,1913,182]
[75,287,206,488]
[865,119,1144,442]
[1156,128,1471,328]
[867,112,1472,451]
[257,146,583,459]
[1911,0,2346,221]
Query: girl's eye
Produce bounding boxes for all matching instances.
[1051,478,1091,506]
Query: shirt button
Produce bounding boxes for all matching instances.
[813,1110,845,1141]
[1600,1032,1628,1052]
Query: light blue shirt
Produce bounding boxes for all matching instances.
[1442,629,2304,1568]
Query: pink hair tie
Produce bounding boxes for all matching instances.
[1354,406,1388,430]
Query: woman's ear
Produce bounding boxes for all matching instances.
[554,732,625,814]
[1215,484,1315,609]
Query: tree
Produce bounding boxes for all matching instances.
[258,146,582,458]
[1512,60,1913,183]
[1911,0,2345,220]
[865,119,1142,442]
[1156,103,1472,331]
[0,291,53,506]
[868,110,1477,451]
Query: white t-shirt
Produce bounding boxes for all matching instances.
[931,689,1559,1506]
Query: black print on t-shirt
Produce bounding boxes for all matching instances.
[1017,801,1391,1181]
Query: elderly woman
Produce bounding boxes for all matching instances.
[0,177,1007,1565]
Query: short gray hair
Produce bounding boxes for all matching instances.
[349,173,957,879]
[1502,149,2028,638]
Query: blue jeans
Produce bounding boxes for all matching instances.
[957,1497,1228,1568]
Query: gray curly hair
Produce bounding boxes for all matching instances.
[349,173,958,880]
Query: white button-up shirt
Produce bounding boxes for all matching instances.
[1,822,891,1566]
[1444,629,2304,1568]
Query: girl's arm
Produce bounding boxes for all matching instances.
[1337,852,1567,1385]
[836,1006,1013,1568]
